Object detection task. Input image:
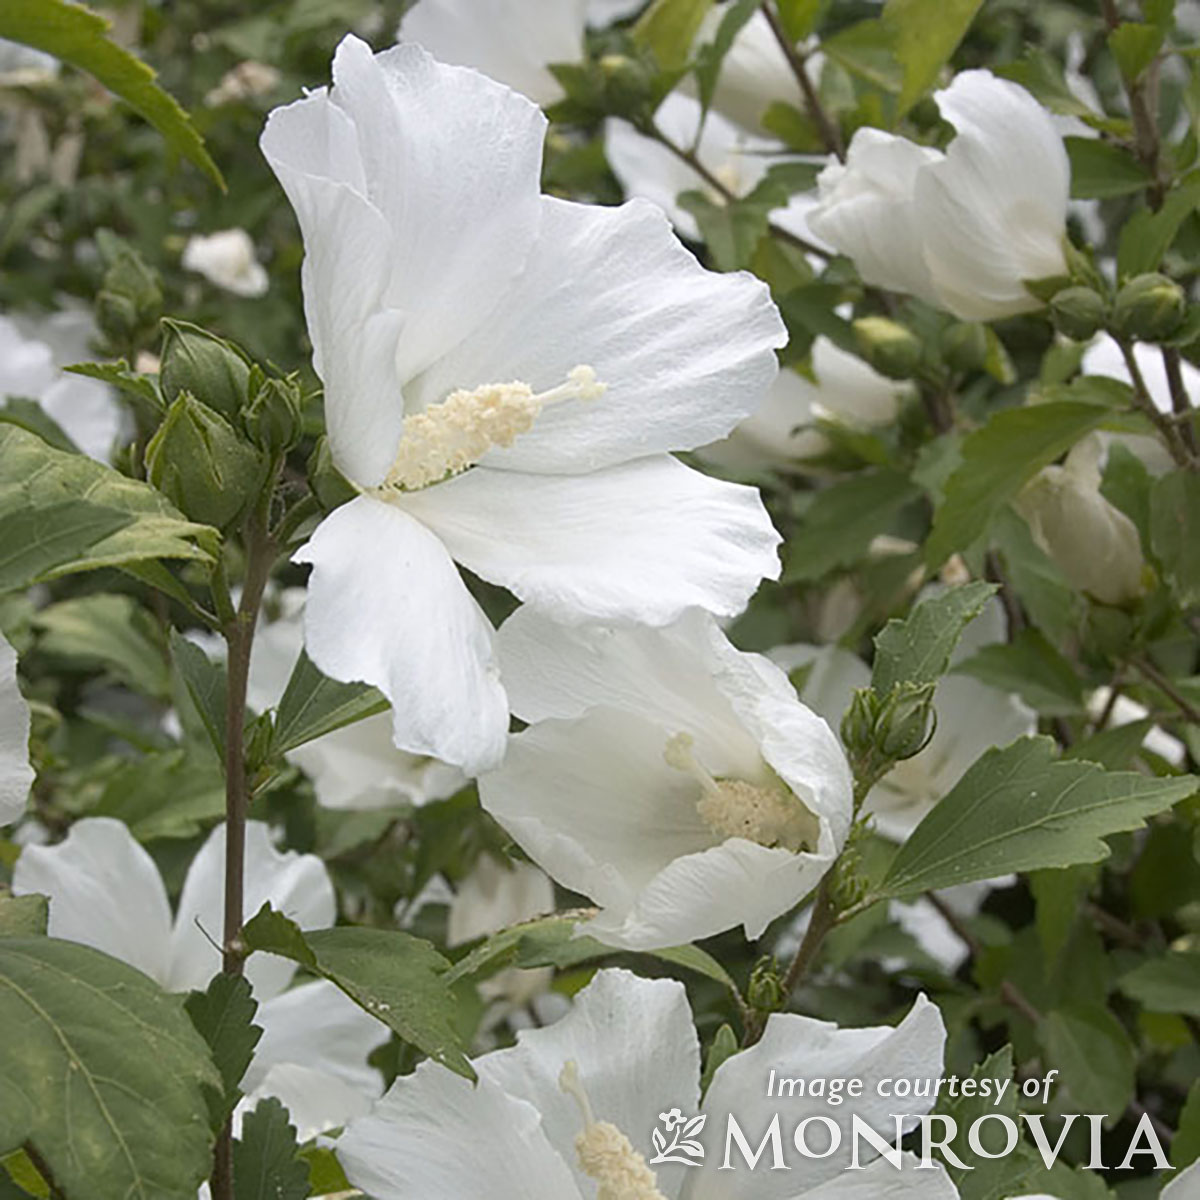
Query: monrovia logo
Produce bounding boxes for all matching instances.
[650,1109,707,1166]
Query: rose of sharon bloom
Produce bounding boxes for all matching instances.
[338,967,955,1200]
[478,609,853,949]
[261,38,785,775]
[248,588,464,809]
[182,228,269,297]
[0,310,123,461]
[1014,435,1145,607]
[1163,1159,1200,1198]
[699,337,909,471]
[606,91,825,247]
[13,818,388,1139]
[809,70,1068,321]
[772,598,1035,842]
[0,632,33,826]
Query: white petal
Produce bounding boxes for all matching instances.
[796,1155,960,1200]
[294,496,508,776]
[916,70,1068,319]
[328,37,546,379]
[700,8,805,133]
[400,0,587,106]
[339,1058,583,1200]
[238,1062,373,1144]
[690,994,946,1197]
[12,817,172,983]
[480,968,701,1200]
[181,230,269,298]
[0,314,57,398]
[1163,1158,1200,1199]
[770,642,871,736]
[166,821,335,998]
[38,374,123,463]
[399,455,781,625]
[812,337,906,427]
[408,196,785,474]
[0,632,32,825]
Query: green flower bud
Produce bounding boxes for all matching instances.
[1049,286,1108,342]
[95,290,142,346]
[852,317,922,380]
[747,956,785,1014]
[159,320,251,420]
[145,393,267,529]
[1112,273,1187,342]
[598,53,655,119]
[243,376,304,454]
[875,681,937,761]
[307,435,358,512]
[243,711,275,776]
[940,322,989,373]
[96,249,162,345]
[839,687,879,760]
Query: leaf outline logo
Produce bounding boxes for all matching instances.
[649,1110,706,1166]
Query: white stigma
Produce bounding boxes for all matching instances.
[664,732,818,853]
[559,1061,667,1200]
[383,365,606,492]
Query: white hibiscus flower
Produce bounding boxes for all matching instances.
[338,967,955,1200]
[0,631,33,826]
[12,817,388,1139]
[478,608,852,950]
[181,229,269,297]
[260,38,785,775]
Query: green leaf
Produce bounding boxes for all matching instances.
[991,507,1080,645]
[64,360,162,411]
[632,0,713,71]
[1030,865,1097,964]
[0,893,47,937]
[0,424,216,593]
[783,469,921,583]
[777,0,825,40]
[1065,719,1155,770]
[92,748,225,841]
[1108,21,1164,83]
[0,399,78,455]
[926,402,1113,565]
[1040,1004,1136,1120]
[883,0,983,117]
[35,593,170,699]
[0,936,219,1199]
[953,629,1084,715]
[878,736,1197,898]
[184,973,262,1128]
[1174,1080,1200,1170]
[1118,172,1200,279]
[870,581,996,695]
[0,0,222,188]
[700,1024,739,1097]
[271,651,388,756]
[1150,469,1200,606]
[170,629,228,761]
[233,1098,310,1200]
[1119,951,1200,1017]
[242,905,474,1079]
[1066,137,1152,198]
[695,0,758,113]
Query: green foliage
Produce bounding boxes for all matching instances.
[232,1099,310,1200]
[883,0,984,117]
[170,629,228,760]
[0,937,219,1199]
[0,0,222,188]
[954,629,1084,715]
[184,974,263,1128]
[1151,469,1200,606]
[272,651,390,756]
[1041,1004,1136,1120]
[632,0,712,72]
[879,737,1197,897]
[0,895,47,938]
[1119,952,1200,1017]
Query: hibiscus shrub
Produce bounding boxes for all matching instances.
[0,1,1198,1198]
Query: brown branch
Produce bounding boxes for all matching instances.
[1131,656,1200,725]
[1161,346,1198,455]
[1117,339,1193,467]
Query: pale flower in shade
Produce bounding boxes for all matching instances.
[0,39,58,85]
[1163,1159,1200,1199]
[338,967,955,1200]
[182,228,269,297]
[248,588,465,809]
[0,632,33,827]
[699,336,909,471]
[772,597,1035,842]
[1014,435,1145,607]
[0,310,123,461]
[261,38,784,776]
[809,70,1069,320]
[478,609,852,950]
[12,817,389,1139]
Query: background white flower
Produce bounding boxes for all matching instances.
[810,70,1068,320]
[182,229,269,297]
[479,608,852,949]
[12,817,388,1139]
[261,37,785,775]
[0,631,32,826]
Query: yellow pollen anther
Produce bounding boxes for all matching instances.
[383,365,606,492]
[559,1061,667,1200]
[663,732,818,852]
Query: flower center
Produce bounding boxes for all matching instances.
[383,365,606,492]
[559,1061,666,1200]
[664,732,818,852]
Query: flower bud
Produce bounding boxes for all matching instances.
[1111,273,1186,342]
[1014,436,1145,606]
[852,317,922,380]
[940,322,989,373]
[875,681,937,761]
[307,435,358,512]
[243,376,303,454]
[159,320,251,421]
[747,956,785,1014]
[1049,286,1108,342]
[598,53,655,120]
[145,393,267,529]
[840,687,880,761]
[96,249,162,346]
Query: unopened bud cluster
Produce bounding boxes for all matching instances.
[1046,270,1188,345]
[840,681,937,793]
